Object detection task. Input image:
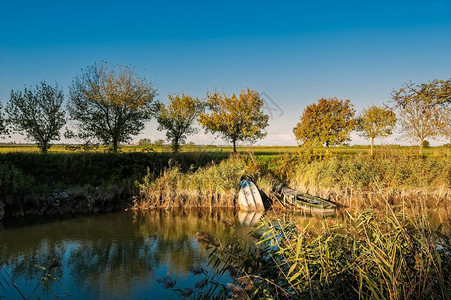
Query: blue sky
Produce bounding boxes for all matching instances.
[1,0,450,145]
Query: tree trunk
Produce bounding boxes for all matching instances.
[41,142,48,154]
[232,139,237,153]
[325,141,330,154]
[113,139,118,153]
[419,138,424,156]
[371,137,374,156]
[173,137,180,153]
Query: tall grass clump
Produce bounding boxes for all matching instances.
[258,151,451,210]
[135,155,263,209]
[196,211,450,299]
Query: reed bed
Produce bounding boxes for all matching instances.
[259,151,451,211]
[135,156,253,209]
[134,151,450,212]
[194,210,450,299]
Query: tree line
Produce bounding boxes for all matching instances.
[294,80,450,155]
[0,61,449,155]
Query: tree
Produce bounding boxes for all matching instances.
[199,88,269,153]
[156,93,203,152]
[67,62,157,152]
[138,138,152,146]
[294,97,356,151]
[153,139,165,146]
[392,79,450,155]
[6,82,65,153]
[356,105,397,156]
[0,104,7,137]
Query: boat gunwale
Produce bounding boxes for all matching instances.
[280,186,337,210]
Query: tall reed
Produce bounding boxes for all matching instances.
[135,156,261,209]
[258,151,451,211]
[197,210,450,299]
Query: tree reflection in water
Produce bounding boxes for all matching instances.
[0,209,251,299]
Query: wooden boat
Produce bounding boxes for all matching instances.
[280,186,336,213]
[238,180,264,211]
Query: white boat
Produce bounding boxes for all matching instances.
[238,180,264,211]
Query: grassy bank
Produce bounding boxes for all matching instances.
[258,150,451,211]
[135,151,450,211]
[1,149,450,219]
[0,152,229,219]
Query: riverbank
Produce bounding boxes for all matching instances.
[135,152,450,211]
[0,152,228,219]
[1,150,450,220]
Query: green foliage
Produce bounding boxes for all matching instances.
[357,106,397,139]
[199,211,450,299]
[67,61,157,152]
[0,152,231,200]
[357,105,396,155]
[137,156,250,208]
[138,138,152,146]
[0,162,33,220]
[294,97,356,148]
[153,139,165,146]
[0,104,7,137]
[6,82,66,153]
[157,93,204,152]
[392,79,451,155]
[295,154,449,191]
[199,88,269,153]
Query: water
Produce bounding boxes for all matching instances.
[0,210,259,299]
[1,208,448,299]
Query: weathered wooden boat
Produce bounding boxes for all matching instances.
[280,186,336,213]
[238,180,265,211]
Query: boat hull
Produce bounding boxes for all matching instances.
[238,180,264,211]
[280,187,336,213]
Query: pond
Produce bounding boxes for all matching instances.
[0,210,264,299]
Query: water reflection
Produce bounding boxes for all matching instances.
[0,207,447,299]
[238,212,263,226]
[0,210,250,299]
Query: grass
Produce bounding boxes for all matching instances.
[1,145,449,220]
[0,143,446,157]
[134,150,450,212]
[193,210,450,299]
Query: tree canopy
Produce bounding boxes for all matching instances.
[294,97,356,149]
[0,104,7,137]
[392,79,450,155]
[6,82,66,153]
[67,62,157,152]
[356,105,397,155]
[198,88,269,153]
[157,93,203,152]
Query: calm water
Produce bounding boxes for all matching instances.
[0,210,261,299]
[1,208,448,299]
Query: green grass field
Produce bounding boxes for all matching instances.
[0,143,447,156]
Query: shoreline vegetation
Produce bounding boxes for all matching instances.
[0,145,449,219]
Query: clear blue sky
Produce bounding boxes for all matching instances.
[1,0,450,145]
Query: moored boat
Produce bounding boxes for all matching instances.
[238,180,265,211]
[280,186,336,213]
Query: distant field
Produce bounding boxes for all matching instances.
[0,143,447,156]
